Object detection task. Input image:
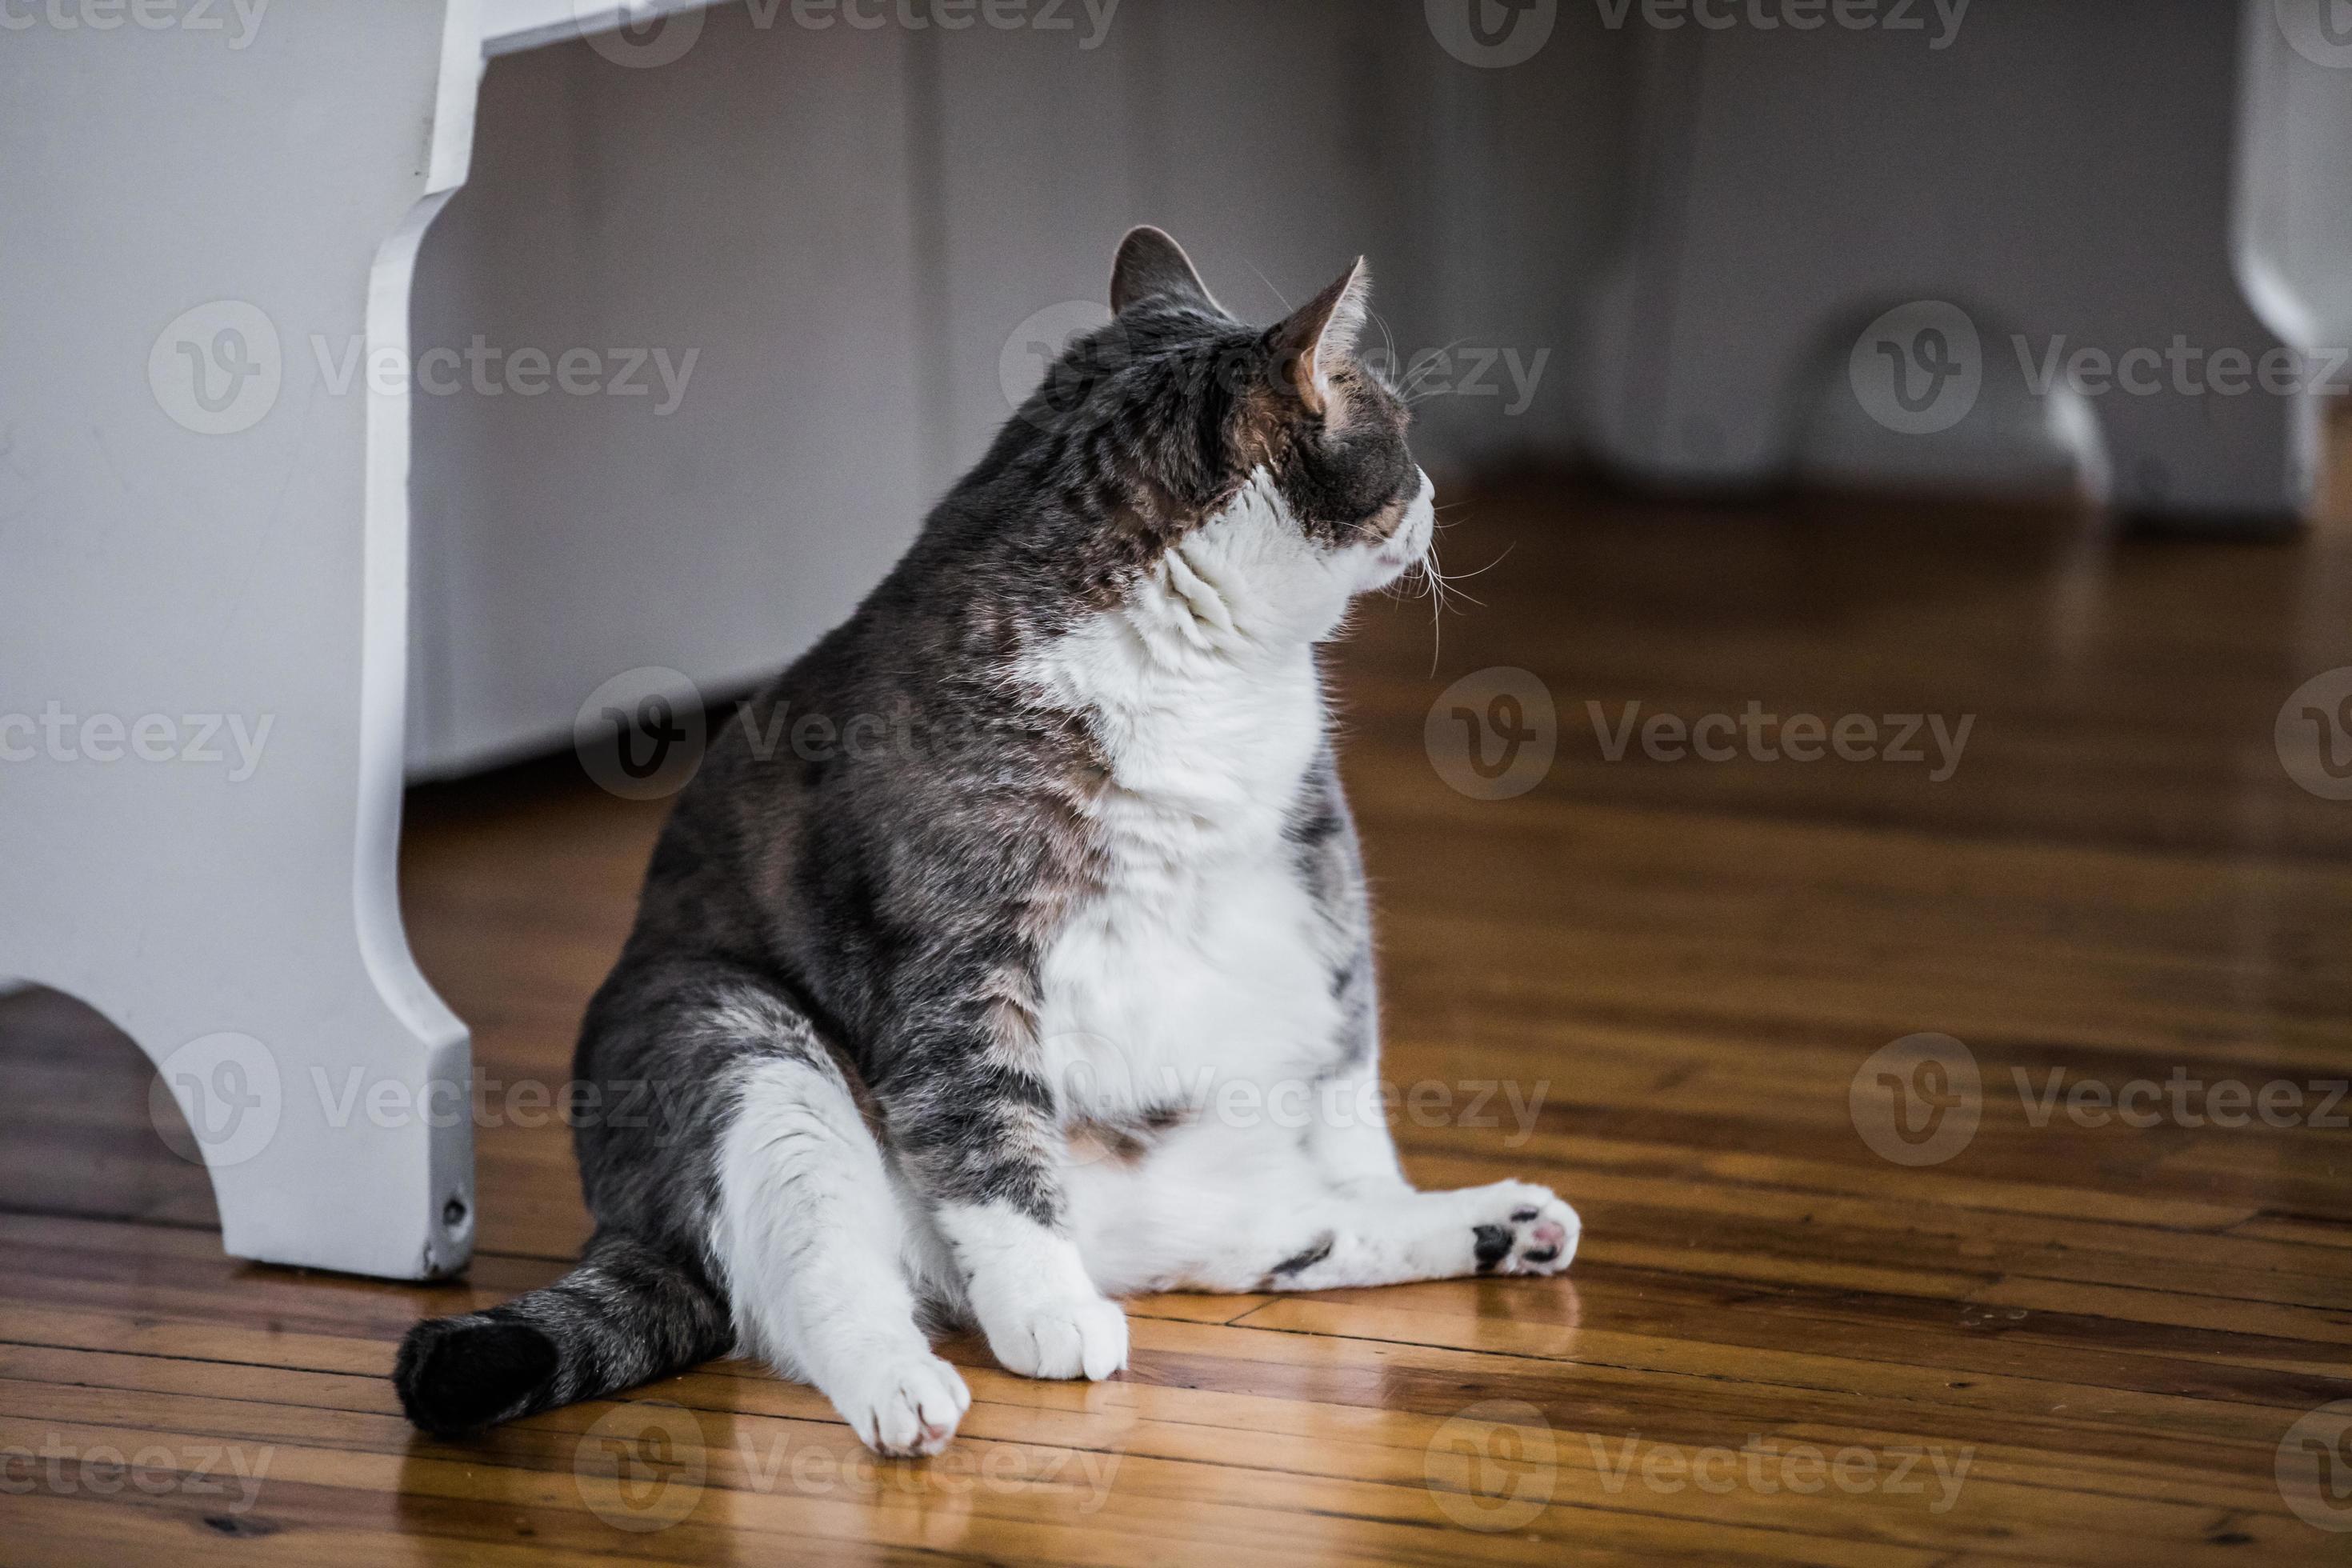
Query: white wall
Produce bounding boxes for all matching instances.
[406,0,1636,776]
[407,1,2348,775]
[408,6,930,775]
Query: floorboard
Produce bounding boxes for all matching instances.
[5,458,2350,1563]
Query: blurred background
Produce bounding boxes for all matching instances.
[404,0,2352,777]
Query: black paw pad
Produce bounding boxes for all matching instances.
[1509,1207,1539,1222]
[1472,1223,1514,1272]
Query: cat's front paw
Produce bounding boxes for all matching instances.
[828,1350,971,1457]
[1469,1182,1580,1276]
[978,1289,1128,1381]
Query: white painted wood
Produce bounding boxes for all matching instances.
[0,2,482,1278]
[480,0,722,58]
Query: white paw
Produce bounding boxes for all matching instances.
[980,1290,1128,1381]
[829,1351,971,1456]
[1470,1182,1580,1277]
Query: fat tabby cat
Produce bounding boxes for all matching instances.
[394,228,1578,1456]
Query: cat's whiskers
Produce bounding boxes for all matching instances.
[1245,259,1294,315]
[1397,338,1474,407]
[1367,310,1402,395]
[1378,507,1512,676]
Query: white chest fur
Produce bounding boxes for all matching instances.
[1015,482,1358,1123]
[1026,632,1341,1120]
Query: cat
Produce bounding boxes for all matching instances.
[394,227,1578,1457]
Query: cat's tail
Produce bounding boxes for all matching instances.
[394,1230,733,1438]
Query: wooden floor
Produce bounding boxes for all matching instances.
[6,456,2352,1564]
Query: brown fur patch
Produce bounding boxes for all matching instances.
[1062,1106,1194,1168]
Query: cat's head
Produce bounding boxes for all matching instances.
[1008,227,1434,642]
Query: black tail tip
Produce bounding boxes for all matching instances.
[394,1314,559,1438]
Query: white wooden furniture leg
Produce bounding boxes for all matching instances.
[0,5,491,1278]
[0,0,745,1279]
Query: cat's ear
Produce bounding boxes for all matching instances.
[1110,226,1222,316]
[1269,258,1370,418]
